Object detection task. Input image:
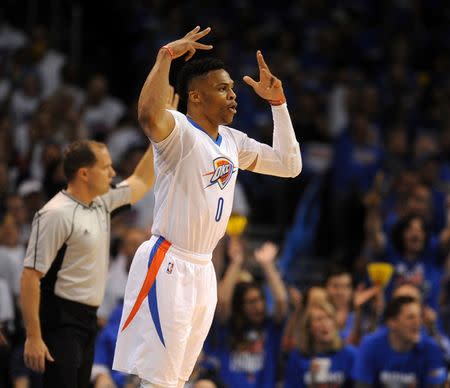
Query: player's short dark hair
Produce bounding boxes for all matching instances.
[384,295,418,321]
[176,57,225,102]
[62,140,105,182]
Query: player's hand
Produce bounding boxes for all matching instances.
[24,336,54,373]
[254,241,279,266]
[243,51,285,103]
[166,85,180,110]
[163,26,213,61]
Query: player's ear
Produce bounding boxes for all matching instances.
[188,89,200,103]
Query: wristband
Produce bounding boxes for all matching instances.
[161,45,175,59]
[268,96,286,106]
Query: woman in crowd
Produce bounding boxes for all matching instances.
[284,299,356,388]
[204,239,288,387]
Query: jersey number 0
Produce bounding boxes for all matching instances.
[215,197,224,222]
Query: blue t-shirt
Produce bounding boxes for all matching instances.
[204,319,284,388]
[340,312,355,342]
[381,239,443,310]
[352,327,447,387]
[284,345,356,388]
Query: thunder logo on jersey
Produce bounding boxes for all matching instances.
[204,157,236,189]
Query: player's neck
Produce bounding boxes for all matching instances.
[186,112,219,141]
[66,182,95,206]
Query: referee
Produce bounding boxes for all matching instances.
[19,139,154,388]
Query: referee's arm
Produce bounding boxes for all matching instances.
[20,268,54,372]
[121,145,155,205]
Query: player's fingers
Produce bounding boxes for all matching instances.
[25,354,39,373]
[24,354,31,369]
[193,42,213,50]
[45,348,55,362]
[243,75,258,89]
[24,353,38,372]
[192,26,211,40]
[256,50,270,70]
[37,354,46,373]
[185,26,201,38]
[27,358,36,372]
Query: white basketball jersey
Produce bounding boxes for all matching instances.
[151,110,261,255]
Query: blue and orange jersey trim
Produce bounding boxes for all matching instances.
[187,115,223,146]
[120,236,171,346]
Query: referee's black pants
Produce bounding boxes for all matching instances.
[40,293,98,388]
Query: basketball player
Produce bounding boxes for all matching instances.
[113,26,301,388]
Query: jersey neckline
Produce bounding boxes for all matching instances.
[186,115,223,146]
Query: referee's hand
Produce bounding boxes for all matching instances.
[24,336,54,373]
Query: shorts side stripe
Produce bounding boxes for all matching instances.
[121,237,171,333]
[148,276,164,346]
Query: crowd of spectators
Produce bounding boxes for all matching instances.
[2,0,450,387]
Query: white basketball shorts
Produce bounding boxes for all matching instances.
[112,235,217,387]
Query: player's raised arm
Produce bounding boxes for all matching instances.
[243,51,302,178]
[138,26,213,142]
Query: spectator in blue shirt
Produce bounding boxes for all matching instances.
[284,299,356,388]
[204,239,288,388]
[392,282,450,365]
[352,296,447,388]
[365,210,449,310]
[324,265,355,341]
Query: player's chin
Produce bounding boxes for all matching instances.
[222,112,235,125]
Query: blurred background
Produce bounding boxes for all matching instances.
[3,0,450,387]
